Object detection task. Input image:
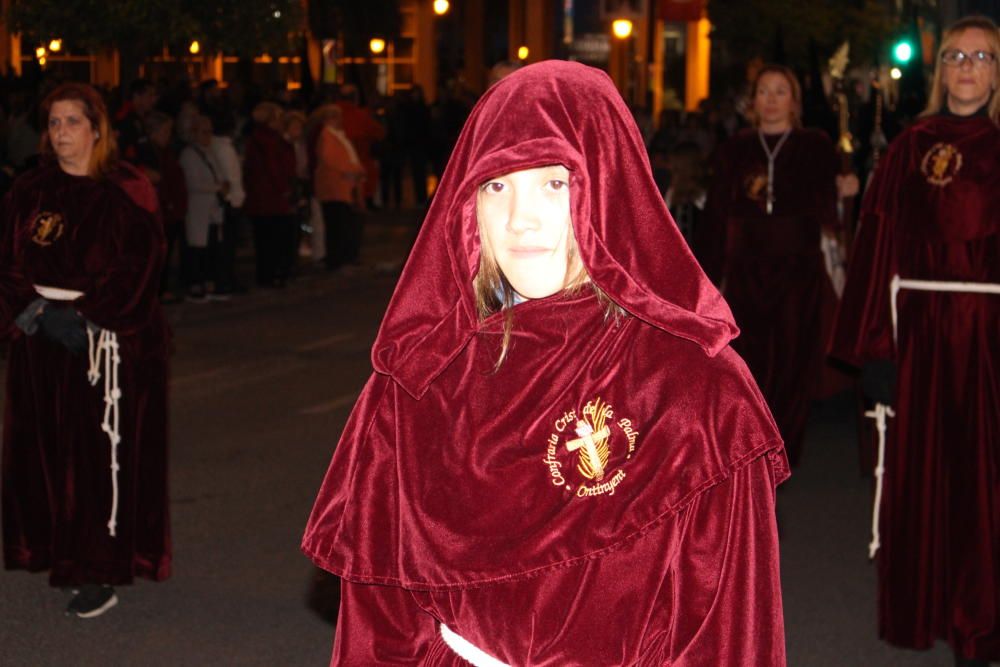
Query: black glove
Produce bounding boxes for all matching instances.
[861,359,897,405]
[37,304,88,355]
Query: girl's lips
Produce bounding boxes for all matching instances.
[508,246,551,257]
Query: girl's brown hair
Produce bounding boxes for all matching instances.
[748,64,804,129]
[39,82,117,178]
[922,15,1000,124]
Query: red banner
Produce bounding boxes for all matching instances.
[658,0,706,22]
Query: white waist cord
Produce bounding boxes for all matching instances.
[865,402,895,558]
[890,275,1000,343]
[440,624,511,667]
[86,328,122,537]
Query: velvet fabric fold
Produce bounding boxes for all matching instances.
[1,162,170,586]
[303,61,788,664]
[830,114,1000,660]
[369,62,738,401]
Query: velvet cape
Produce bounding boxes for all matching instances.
[830,114,1000,660]
[303,61,789,665]
[697,128,840,465]
[1,162,170,586]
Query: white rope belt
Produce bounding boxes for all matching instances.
[440,624,511,667]
[34,285,122,538]
[890,274,1000,343]
[865,403,895,558]
[868,275,1000,558]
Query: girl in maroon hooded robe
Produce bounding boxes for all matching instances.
[697,64,856,466]
[830,16,1000,667]
[303,61,788,666]
[0,83,169,618]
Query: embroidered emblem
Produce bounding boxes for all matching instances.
[31,211,65,246]
[744,171,768,206]
[920,142,962,187]
[542,397,641,498]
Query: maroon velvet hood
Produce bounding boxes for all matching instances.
[303,61,782,591]
[372,60,737,400]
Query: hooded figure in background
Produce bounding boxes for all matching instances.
[303,61,788,666]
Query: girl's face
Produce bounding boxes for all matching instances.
[477,164,579,300]
[753,72,795,128]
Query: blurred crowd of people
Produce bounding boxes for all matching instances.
[0,74,482,304]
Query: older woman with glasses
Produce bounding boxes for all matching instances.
[831,16,1000,667]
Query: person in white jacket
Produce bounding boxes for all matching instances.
[179,114,229,302]
[210,113,246,295]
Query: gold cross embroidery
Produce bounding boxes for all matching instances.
[566,420,610,481]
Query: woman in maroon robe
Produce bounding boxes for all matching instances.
[0,83,170,618]
[830,16,1000,667]
[302,61,788,665]
[697,64,854,466]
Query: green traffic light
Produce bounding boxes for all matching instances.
[893,40,914,63]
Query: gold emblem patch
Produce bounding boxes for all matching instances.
[542,397,641,498]
[744,171,768,206]
[921,142,962,187]
[31,211,66,246]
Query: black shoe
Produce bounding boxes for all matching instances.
[66,584,118,618]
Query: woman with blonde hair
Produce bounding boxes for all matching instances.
[697,64,857,466]
[831,16,1000,667]
[0,82,170,618]
[303,61,788,665]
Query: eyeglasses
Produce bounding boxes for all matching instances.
[941,49,997,67]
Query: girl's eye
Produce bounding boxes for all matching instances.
[547,179,568,191]
[481,182,505,194]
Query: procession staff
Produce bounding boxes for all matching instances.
[830,16,1000,667]
[0,83,170,619]
[303,61,789,666]
[697,64,857,466]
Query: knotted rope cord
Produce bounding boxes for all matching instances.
[864,402,895,558]
[87,327,122,537]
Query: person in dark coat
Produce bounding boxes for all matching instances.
[137,111,187,301]
[831,16,1000,667]
[697,64,857,466]
[1,82,170,618]
[243,102,298,287]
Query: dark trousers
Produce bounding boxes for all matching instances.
[216,205,243,291]
[160,223,182,295]
[188,226,222,290]
[321,201,360,270]
[251,215,297,286]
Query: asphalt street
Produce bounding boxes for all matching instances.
[0,210,962,666]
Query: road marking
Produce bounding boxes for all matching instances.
[299,393,359,415]
[172,366,229,386]
[296,332,356,352]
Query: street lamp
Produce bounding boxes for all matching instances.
[370,38,386,55]
[433,0,450,16]
[517,45,529,60]
[35,46,46,59]
[189,40,201,55]
[890,67,903,80]
[612,19,633,39]
[48,39,62,52]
